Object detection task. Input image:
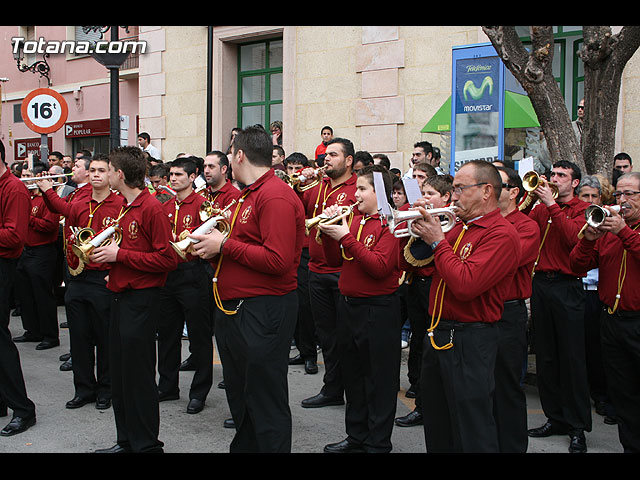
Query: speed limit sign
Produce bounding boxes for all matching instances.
[21,88,69,134]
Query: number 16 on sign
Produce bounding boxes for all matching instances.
[21,88,69,162]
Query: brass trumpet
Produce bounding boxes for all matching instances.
[286,165,328,192]
[518,171,559,211]
[387,206,458,238]
[70,224,123,264]
[305,203,359,235]
[170,199,236,260]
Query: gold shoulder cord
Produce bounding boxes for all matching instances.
[608,224,640,314]
[426,224,468,350]
[339,211,359,261]
[403,236,434,267]
[213,191,251,316]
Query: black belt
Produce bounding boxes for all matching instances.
[435,319,494,331]
[606,308,640,319]
[504,299,525,306]
[536,271,580,281]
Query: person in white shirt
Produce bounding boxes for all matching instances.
[138,132,161,161]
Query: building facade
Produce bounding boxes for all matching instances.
[2,26,639,172]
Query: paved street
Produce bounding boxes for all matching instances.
[0,306,623,454]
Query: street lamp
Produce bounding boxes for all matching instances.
[82,26,131,151]
[12,38,51,86]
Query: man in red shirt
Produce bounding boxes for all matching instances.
[409,160,521,453]
[0,140,37,437]
[495,166,541,453]
[90,146,177,453]
[526,160,591,453]
[154,156,214,415]
[295,138,359,409]
[14,164,60,350]
[63,156,121,411]
[190,125,305,453]
[317,165,402,453]
[569,172,640,452]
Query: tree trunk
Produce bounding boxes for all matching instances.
[580,26,640,176]
[483,26,585,173]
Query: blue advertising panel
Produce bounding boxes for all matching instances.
[450,43,505,174]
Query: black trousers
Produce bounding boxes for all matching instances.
[155,261,213,401]
[405,275,431,412]
[531,273,591,433]
[293,248,316,360]
[0,258,36,419]
[215,292,297,453]
[337,293,401,453]
[109,287,163,453]
[600,308,640,452]
[584,289,610,407]
[308,271,343,398]
[493,299,529,453]
[421,320,499,453]
[15,243,59,342]
[65,270,112,401]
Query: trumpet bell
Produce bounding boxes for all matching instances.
[170,217,232,260]
[585,204,620,228]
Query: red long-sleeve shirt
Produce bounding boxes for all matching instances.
[66,191,122,272]
[322,212,401,297]
[429,208,521,323]
[215,169,305,300]
[504,208,540,300]
[107,189,178,292]
[0,168,30,259]
[26,194,59,246]
[42,183,92,218]
[203,179,242,212]
[569,220,640,312]
[528,196,589,276]
[298,173,358,274]
[163,190,207,263]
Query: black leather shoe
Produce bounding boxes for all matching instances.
[36,339,60,350]
[527,421,569,437]
[60,358,72,371]
[304,359,318,374]
[405,385,418,398]
[395,410,423,427]
[12,332,42,343]
[569,431,587,453]
[187,398,204,414]
[158,391,180,402]
[217,380,225,389]
[179,358,196,371]
[0,415,36,436]
[66,396,96,409]
[604,415,618,425]
[288,354,304,365]
[11,308,21,317]
[96,397,112,410]
[323,438,365,453]
[301,392,344,408]
[95,444,130,453]
[223,418,235,429]
[59,352,71,362]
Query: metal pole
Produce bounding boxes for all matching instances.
[109,27,120,151]
[40,133,49,165]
